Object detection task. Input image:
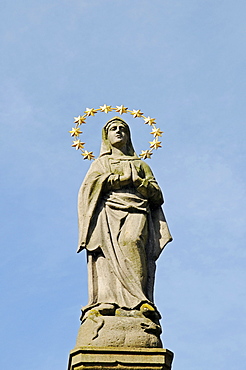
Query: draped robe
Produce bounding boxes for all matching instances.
[77,155,172,312]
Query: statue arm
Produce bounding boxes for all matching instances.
[103,174,121,191]
[103,173,132,191]
[77,158,111,252]
[132,161,164,207]
[103,161,132,191]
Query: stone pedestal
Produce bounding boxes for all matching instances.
[67,347,174,370]
[76,314,162,348]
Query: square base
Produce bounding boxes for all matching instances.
[67,347,174,370]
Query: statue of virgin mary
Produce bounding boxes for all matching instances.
[77,117,172,319]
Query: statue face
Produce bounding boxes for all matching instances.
[107,122,128,149]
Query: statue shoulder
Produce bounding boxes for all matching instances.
[86,156,109,173]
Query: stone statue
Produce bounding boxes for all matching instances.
[75,116,172,348]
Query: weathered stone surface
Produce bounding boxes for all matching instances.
[76,315,162,348]
[77,117,172,315]
[67,118,174,370]
[67,347,174,370]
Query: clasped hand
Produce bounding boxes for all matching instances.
[119,161,142,187]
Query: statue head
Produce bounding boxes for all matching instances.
[100,117,136,157]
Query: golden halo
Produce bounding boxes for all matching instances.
[69,105,163,160]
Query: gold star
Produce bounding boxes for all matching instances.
[139,150,153,159]
[100,104,112,113]
[149,138,162,150]
[84,108,97,117]
[82,150,95,160]
[115,105,128,114]
[69,127,82,137]
[72,140,85,150]
[131,109,143,118]
[74,115,86,125]
[144,116,156,126]
[150,127,163,137]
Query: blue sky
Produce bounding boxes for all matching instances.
[1,1,246,369]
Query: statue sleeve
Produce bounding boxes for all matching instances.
[103,174,121,191]
[77,158,111,252]
[136,162,164,208]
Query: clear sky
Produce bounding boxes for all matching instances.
[1,1,246,369]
